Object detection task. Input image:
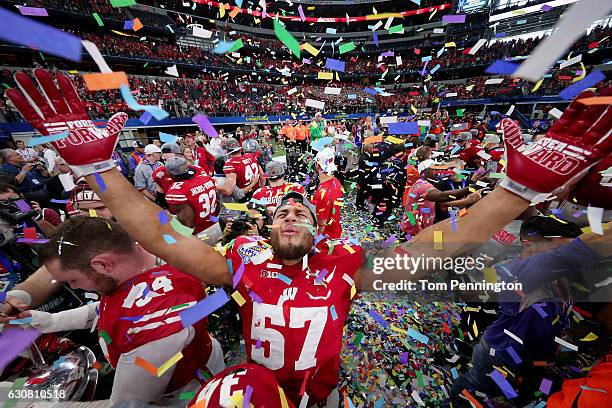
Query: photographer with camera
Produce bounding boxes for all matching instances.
[0,148,50,206]
[220,202,270,245]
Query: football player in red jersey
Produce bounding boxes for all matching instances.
[152,142,186,194]
[457,132,484,169]
[251,161,305,214]
[189,363,295,408]
[218,138,263,201]
[7,70,610,407]
[164,157,222,243]
[10,217,225,405]
[311,147,344,239]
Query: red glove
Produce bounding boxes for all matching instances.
[5,69,127,176]
[499,88,611,202]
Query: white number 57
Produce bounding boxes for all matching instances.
[250,303,328,371]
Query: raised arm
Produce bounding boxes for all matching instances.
[85,169,230,286]
[359,100,612,289]
[5,69,231,287]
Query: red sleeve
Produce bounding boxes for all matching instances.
[223,159,237,175]
[166,185,189,205]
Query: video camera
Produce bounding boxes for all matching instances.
[0,197,37,225]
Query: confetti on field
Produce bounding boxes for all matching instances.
[490,369,518,399]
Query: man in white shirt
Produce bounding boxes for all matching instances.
[15,140,39,162]
[36,144,58,174]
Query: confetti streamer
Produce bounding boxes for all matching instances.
[180,288,230,328]
[170,217,194,237]
[192,113,219,138]
[325,58,346,72]
[18,6,49,17]
[469,39,487,55]
[388,122,418,134]
[559,70,605,100]
[339,42,356,54]
[159,132,178,143]
[223,202,249,211]
[157,351,183,376]
[276,273,292,285]
[489,369,518,399]
[539,378,553,395]
[274,19,300,58]
[407,328,429,344]
[25,131,69,147]
[369,310,390,328]
[0,329,40,372]
[485,60,519,75]
[587,206,604,235]
[120,85,169,120]
[442,14,466,24]
[504,329,524,344]
[83,72,129,91]
[329,305,338,320]
[433,231,443,250]
[554,336,578,351]
[111,0,136,7]
[0,8,82,61]
[231,290,246,306]
[513,0,611,81]
[135,356,159,376]
[163,234,177,245]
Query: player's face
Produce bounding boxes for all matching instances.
[45,259,120,296]
[271,205,314,261]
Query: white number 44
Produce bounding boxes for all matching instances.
[251,303,328,371]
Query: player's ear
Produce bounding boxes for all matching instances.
[90,253,117,277]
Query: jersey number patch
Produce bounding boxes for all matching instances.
[251,303,327,371]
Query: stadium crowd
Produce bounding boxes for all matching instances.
[0,1,611,407]
[0,65,610,407]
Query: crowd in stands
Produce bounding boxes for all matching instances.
[0,66,586,122]
[1,23,608,80]
[31,0,129,20]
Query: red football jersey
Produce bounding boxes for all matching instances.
[189,363,296,408]
[152,165,206,194]
[193,146,215,175]
[165,174,219,233]
[459,140,483,166]
[311,177,343,239]
[226,235,363,405]
[223,155,261,190]
[98,266,212,392]
[251,183,306,212]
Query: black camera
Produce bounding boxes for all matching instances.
[0,197,38,224]
[231,214,257,236]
